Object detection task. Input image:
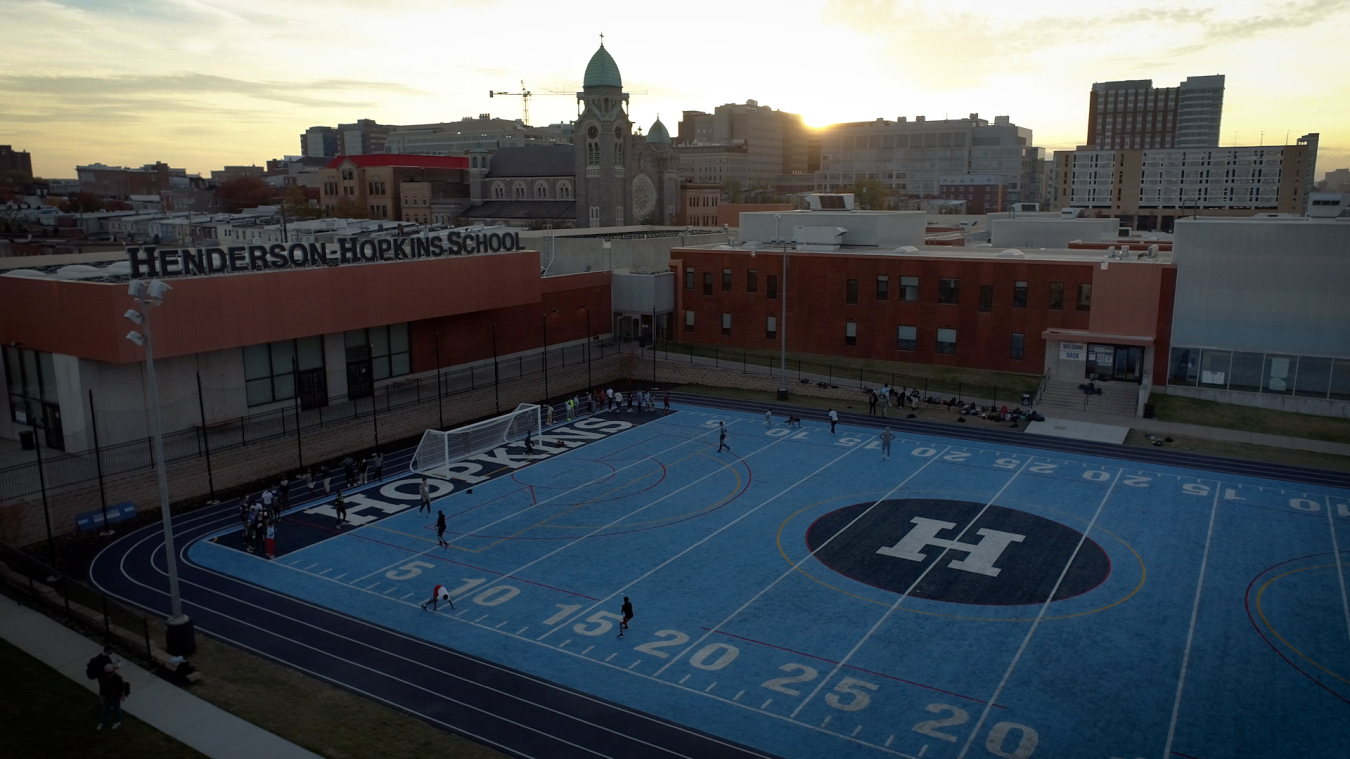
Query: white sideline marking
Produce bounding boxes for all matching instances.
[1163,485,1222,759]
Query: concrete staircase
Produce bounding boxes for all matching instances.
[1036,379,1139,418]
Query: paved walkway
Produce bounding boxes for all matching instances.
[0,594,322,759]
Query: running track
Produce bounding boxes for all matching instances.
[89,394,1350,758]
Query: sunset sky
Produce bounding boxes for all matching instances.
[2,0,1346,181]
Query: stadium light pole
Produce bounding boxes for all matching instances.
[368,342,380,447]
[125,279,194,655]
[776,213,789,401]
[541,312,550,405]
[491,323,500,414]
[580,305,592,392]
[291,355,303,469]
[434,332,443,429]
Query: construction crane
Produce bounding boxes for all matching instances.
[490,81,576,126]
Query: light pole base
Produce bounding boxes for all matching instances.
[776,388,789,401]
[166,615,196,656]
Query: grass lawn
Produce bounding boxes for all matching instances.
[657,342,1041,395]
[0,638,209,759]
[144,617,507,759]
[1151,394,1350,445]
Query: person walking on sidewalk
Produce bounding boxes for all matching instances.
[95,662,129,731]
[828,409,839,435]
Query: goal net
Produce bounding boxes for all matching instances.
[410,403,542,478]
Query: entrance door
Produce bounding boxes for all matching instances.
[347,360,373,400]
[1086,344,1143,382]
[1114,346,1143,382]
[297,368,328,410]
[42,403,64,452]
[1086,344,1116,380]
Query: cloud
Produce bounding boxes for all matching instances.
[0,73,423,109]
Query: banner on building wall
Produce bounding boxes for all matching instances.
[125,230,523,280]
[1059,342,1087,361]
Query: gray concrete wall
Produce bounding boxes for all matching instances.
[1171,219,1350,357]
[531,231,730,276]
[990,218,1117,249]
[1156,384,1350,419]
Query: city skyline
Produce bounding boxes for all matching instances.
[2,0,1348,179]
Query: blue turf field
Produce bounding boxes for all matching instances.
[189,404,1350,759]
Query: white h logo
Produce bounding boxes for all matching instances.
[876,517,1025,577]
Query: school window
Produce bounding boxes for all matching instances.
[876,275,889,300]
[685,267,695,289]
[900,276,919,302]
[1011,333,1025,360]
[721,313,732,336]
[1049,282,1064,310]
[938,278,960,304]
[936,328,958,354]
[979,285,993,312]
[747,269,758,294]
[846,279,858,304]
[685,309,695,332]
[766,315,777,339]
[767,274,778,299]
[343,323,410,399]
[845,321,857,346]
[1077,283,1092,311]
[703,272,713,295]
[244,336,324,407]
[3,346,57,427]
[1013,281,1028,308]
[896,325,917,352]
[722,268,733,291]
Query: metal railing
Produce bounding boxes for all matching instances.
[0,340,620,502]
[0,542,154,666]
[646,341,1038,406]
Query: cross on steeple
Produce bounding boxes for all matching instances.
[599,32,604,46]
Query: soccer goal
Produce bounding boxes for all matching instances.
[410,403,542,478]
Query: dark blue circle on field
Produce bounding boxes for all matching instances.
[805,499,1110,606]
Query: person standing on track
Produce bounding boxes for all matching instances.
[319,464,331,494]
[342,456,357,488]
[421,583,455,611]
[618,596,633,638]
[436,510,449,548]
[717,422,730,453]
[880,428,894,460]
[663,392,671,413]
[265,518,276,559]
[418,477,431,514]
[828,408,839,435]
[371,451,384,481]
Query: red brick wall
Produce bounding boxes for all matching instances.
[674,249,1095,374]
[1153,266,1178,385]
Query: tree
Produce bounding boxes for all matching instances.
[721,179,743,204]
[282,186,321,220]
[849,178,891,210]
[216,176,275,213]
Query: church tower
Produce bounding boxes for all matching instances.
[575,42,633,227]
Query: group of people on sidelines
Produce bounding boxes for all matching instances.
[239,480,288,559]
[599,387,670,414]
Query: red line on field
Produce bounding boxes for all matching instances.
[596,433,664,461]
[350,532,600,601]
[700,627,1003,707]
[1243,551,1350,706]
[1170,752,1205,758]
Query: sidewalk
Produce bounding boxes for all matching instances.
[1030,405,1350,457]
[0,593,322,759]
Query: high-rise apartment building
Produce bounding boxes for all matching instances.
[337,119,390,156]
[1053,133,1318,231]
[675,101,807,188]
[0,145,33,178]
[301,126,340,158]
[1087,75,1225,150]
[815,114,1042,205]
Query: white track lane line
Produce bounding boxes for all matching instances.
[789,454,1033,718]
[652,442,951,678]
[1162,484,1222,759]
[955,468,1124,759]
[1324,495,1350,649]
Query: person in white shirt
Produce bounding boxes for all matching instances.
[828,409,839,434]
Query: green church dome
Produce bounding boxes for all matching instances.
[646,117,671,144]
[583,44,622,89]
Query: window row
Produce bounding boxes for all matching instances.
[686,267,778,298]
[244,336,325,407]
[1169,347,1350,399]
[3,345,58,426]
[681,314,1025,359]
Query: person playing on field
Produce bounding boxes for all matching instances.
[418,477,431,514]
[618,596,634,638]
[524,429,534,454]
[334,492,348,528]
[764,409,773,427]
[421,583,455,611]
[828,408,839,435]
[546,403,554,426]
[663,393,671,413]
[880,428,895,460]
[436,510,449,547]
[717,422,729,453]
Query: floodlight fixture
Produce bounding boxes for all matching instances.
[126,331,145,346]
[124,309,143,324]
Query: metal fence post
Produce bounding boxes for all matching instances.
[102,594,111,637]
[143,619,152,665]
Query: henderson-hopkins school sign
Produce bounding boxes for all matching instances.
[125,229,524,280]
